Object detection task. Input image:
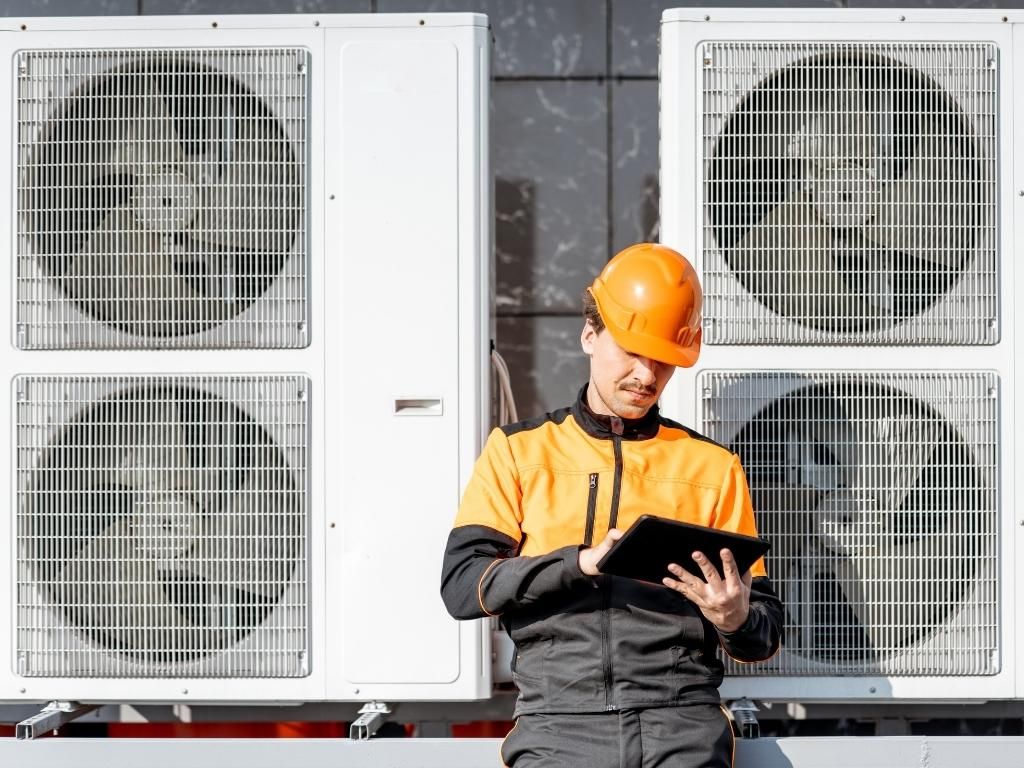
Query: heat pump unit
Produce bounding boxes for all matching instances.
[0,13,491,705]
[660,8,1018,702]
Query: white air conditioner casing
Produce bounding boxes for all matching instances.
[0,13,491,704]
[660,8,1020,702]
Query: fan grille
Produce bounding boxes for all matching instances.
[16,375,309,678]
[700,371,998,676]
[702,42,997,344]
[16,48,309,349]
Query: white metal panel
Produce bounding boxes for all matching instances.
[333,36,461,687]
[321,20,490,701]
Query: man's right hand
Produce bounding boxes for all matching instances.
[578,529,623,576]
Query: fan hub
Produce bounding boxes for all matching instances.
[132,492,198,559]
[807,161,879,228]
[814,489,880,557]
[131,170,197,233]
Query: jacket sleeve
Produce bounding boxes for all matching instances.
[711,454,784,662]
[440,427,592,620]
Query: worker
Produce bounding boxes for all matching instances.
[441,243,783,767]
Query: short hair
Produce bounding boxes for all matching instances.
[582,288,605,333]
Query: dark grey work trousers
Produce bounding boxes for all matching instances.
[500,705,735,768]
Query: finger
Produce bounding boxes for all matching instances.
[720,548,741,585]
[665,564,706,602]
[692,551,722,586]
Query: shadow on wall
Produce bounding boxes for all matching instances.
[495,176,542,420]
[736,739,794,768]
[640,173,660,245]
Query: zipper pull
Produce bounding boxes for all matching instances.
[589,473,597,489]
[610,416,623,435]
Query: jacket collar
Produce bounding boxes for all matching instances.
[572,384,662,441]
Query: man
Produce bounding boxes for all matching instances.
[441,243,783,767]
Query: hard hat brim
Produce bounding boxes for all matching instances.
[603,322,701,369]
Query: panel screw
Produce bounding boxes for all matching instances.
[19,688,25,694]
[899,15,905,21]
[869,686,877,693]
[182,688,188,694]
[314,20,320,27]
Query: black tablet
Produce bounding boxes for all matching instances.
[596,515,770,584]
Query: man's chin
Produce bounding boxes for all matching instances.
[612,399,652,419]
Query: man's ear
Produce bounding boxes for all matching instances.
[581,321,597,355]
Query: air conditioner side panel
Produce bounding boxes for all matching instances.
[323,26,490,700]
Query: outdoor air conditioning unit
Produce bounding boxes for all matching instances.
[660,8,1019,702]
[0,13,492,705]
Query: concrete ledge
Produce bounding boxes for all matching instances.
[3,736,1024,767]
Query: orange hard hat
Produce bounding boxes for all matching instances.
[587,243,702,368]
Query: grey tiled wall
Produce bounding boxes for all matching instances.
[5,0,1020,417]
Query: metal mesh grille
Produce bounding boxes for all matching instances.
[16,48,309,349]
[16,375,309,678]
[702,42,997,345]
[701,371,998,676]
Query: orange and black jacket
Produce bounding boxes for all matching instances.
[441,386,783,716]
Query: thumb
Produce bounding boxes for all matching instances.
[601,528,623,549]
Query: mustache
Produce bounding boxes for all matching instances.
[620,382,657,396]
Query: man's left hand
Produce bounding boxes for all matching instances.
[662,548,751,633]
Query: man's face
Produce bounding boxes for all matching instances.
[580,321,675,419]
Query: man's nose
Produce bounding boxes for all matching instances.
[633,357,659,384]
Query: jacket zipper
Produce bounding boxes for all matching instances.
[583,473,599,546]
[601,418,625,710]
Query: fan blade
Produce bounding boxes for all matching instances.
[862,129,976,267]
[116,399,190,491]
[169,234,269,310]
[729,189,844,321]
[832,528,972,654]
[189,114,299,254]
[817,65,878,165]
[66,205,214,336]
[107,75,186,174]
[184,462,300,600]
[882,419,940,511]
[52,518,194,648]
